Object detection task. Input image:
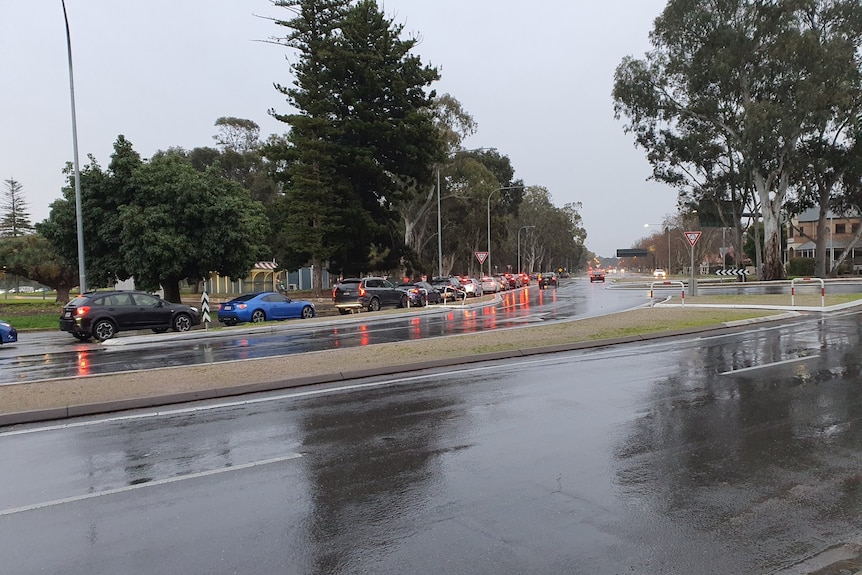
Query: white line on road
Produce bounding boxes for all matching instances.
[0,454,302,517]
[719,355,820,376]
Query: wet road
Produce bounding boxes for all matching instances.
[2,310,862,573]
[0,279,646,383]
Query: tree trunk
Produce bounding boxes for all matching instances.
[162,280,182,303]
[55,286,71,305]
[753,169,787,281]
[312,258,323,294]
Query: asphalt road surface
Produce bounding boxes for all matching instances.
[3,309,862,574]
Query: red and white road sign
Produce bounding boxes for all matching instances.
[685,231,702,247]
[475,251,489,265]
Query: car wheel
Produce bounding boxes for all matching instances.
[172,313,192,332]
[152,327,168,333]
[368,298,381,312]
[72,332,91,342]
[399,294,409,308]
[251,310,266,323]
[93,319,116,342]
[301,306,314,319]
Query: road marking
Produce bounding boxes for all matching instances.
[719,355,820,376]
[0,454,301,517]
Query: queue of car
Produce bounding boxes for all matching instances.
[2,270,567,347]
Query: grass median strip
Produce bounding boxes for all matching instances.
[0,307,782,418]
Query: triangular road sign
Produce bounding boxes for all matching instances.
[475,251,489,264]
[685,231,702,247]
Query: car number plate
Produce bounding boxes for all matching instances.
[63,311,72,318]
[224,305,233,311]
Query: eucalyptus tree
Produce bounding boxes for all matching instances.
[511,187,586,273]
[614,0,862,280]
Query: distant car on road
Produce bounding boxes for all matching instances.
[589,268,606,283]
[460,277,483,297]
[0,318,17,345]
[396,282,431,307]
[333,277,407,314]
[653,268,667,278]
[538,272,558,289]
[480,276,501,293]
[217,292,315,326]
[59,290,201,342]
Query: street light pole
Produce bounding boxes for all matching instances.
[437,167,442,278]
[62,0,87,293]
[518,225,535,274]
[487,186,524,277]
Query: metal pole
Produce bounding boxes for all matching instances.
[62,0,87,293]
[437,167,442,278]
[666,227,670,274]
[518,225,534,274]
[487,189,499,278]
[487,186,524,277]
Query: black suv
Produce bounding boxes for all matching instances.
[59,290,201,341]
[332,277,408,314]
[538,272,558,289]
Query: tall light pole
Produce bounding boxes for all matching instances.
[517,225,535,274]
[487,186,524,276]
[62,0,87,293]
[436,168,443,278]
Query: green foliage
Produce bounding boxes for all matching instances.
[40,137,271,303]
[0,234,77,303]
[120,151,270,301]
[787,257,816,277]
[613,0,862,280]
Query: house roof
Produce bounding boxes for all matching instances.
[793,207,859,222]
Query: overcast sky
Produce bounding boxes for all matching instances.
[1,0,674,259]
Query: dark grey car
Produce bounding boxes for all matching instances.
[59,290,201,342]
[332,277,407,314]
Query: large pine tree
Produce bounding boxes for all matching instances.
[0,178,34,238]
[268,0,443,285]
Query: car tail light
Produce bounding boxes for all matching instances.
[75,306,90,317]
[332,287,337,298]
[359,285,366,296]
[237,304,247,310]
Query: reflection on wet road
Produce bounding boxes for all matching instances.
[1,280,645,383]
[4,312,862,573]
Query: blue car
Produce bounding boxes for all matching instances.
[217,292,316,326]
[0,318,18,345]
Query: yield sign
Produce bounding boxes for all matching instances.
[685,231,702,247]
[475,251,489,265]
